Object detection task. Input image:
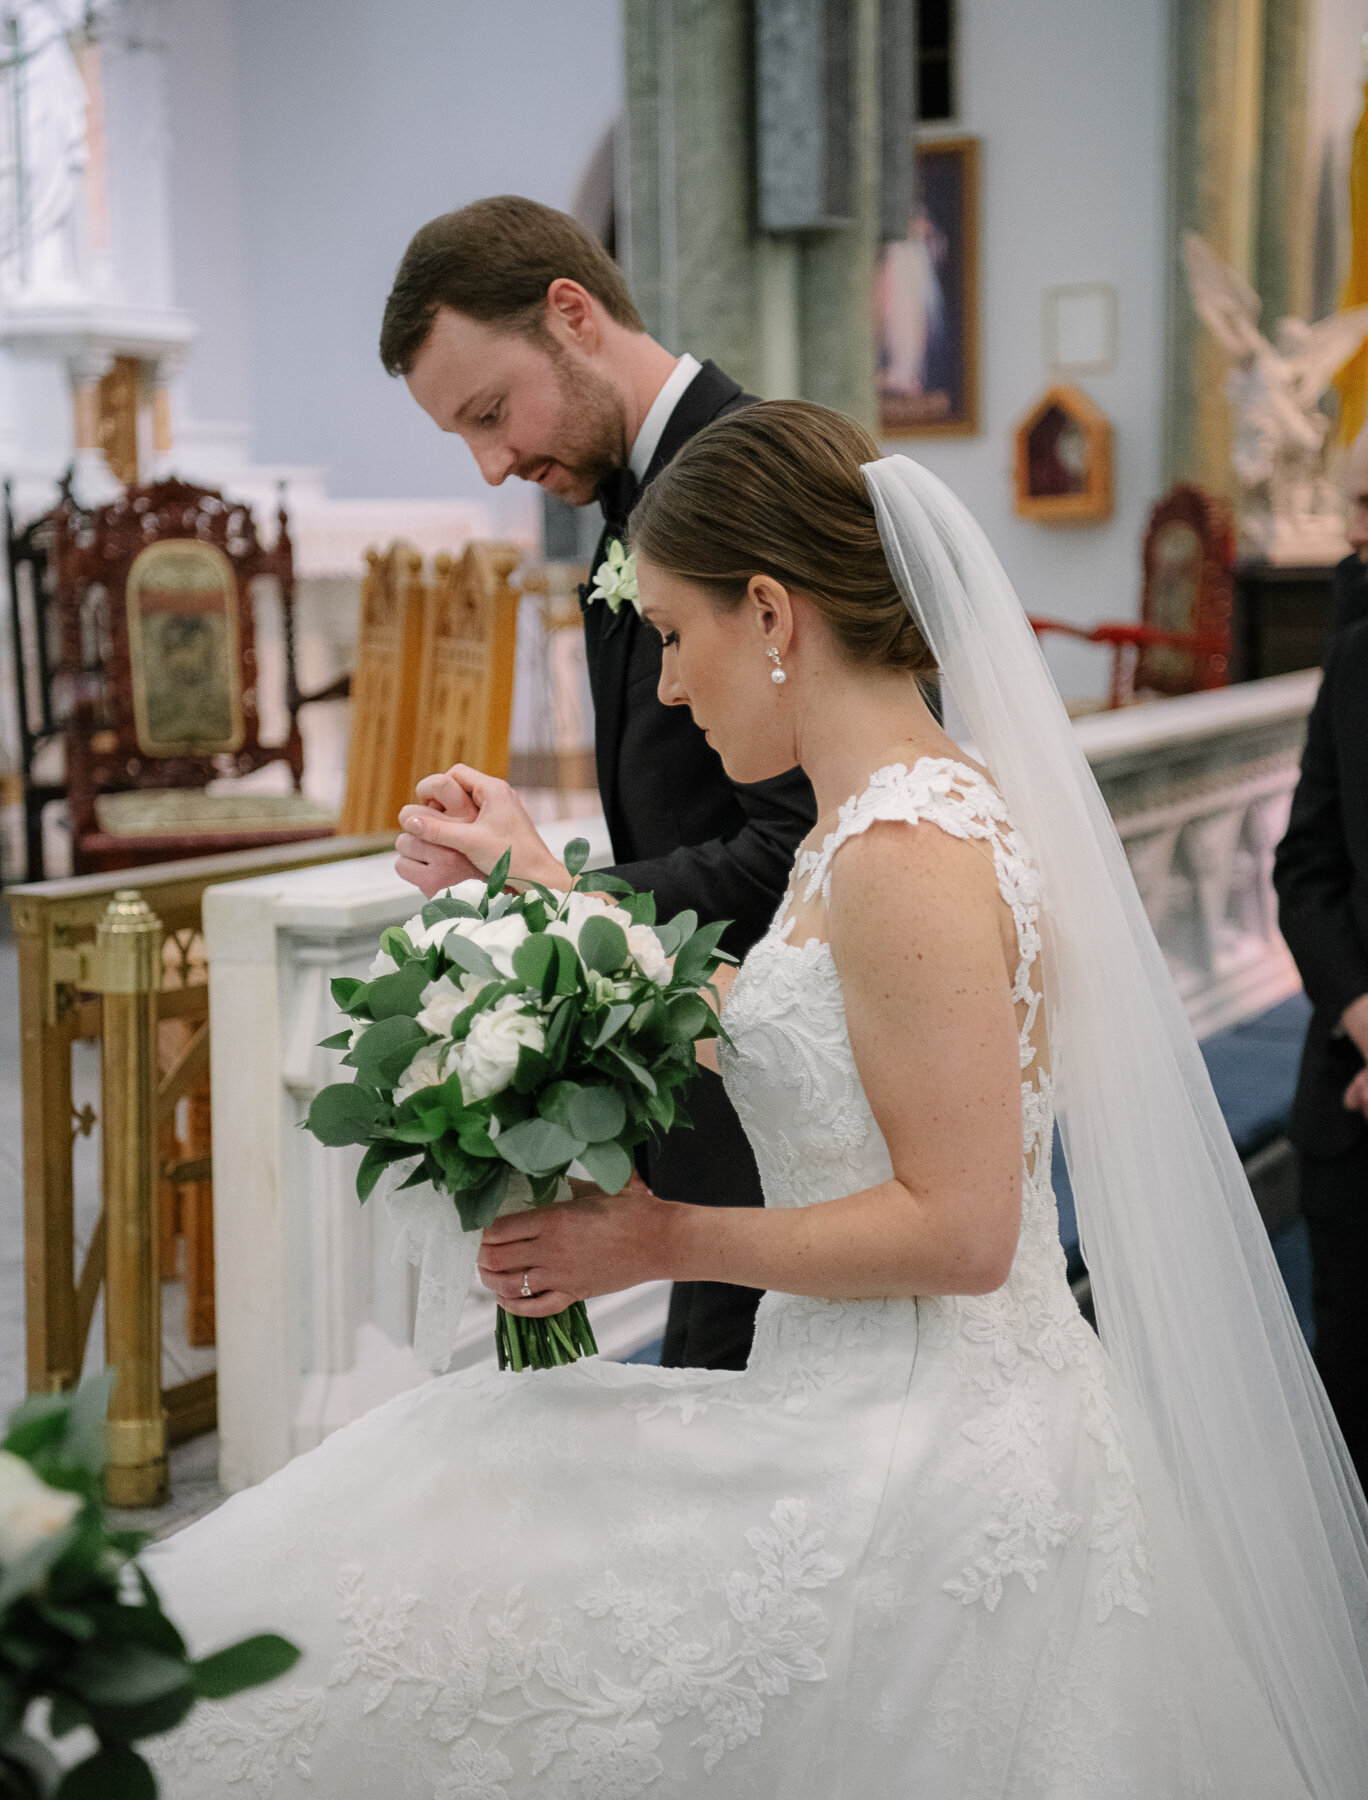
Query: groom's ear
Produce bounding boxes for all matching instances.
[545,279,603,354]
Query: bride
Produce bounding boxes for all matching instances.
[146,403,1368,1798]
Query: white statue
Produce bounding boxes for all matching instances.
[0,0,98,297]
[1183,231,1368,563]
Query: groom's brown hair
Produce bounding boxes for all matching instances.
[380,196,644,376]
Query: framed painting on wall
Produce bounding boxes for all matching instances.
[877,136,979,436]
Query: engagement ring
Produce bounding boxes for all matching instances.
[520,1274,532,1299]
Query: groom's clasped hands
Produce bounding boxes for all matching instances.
[396,762,571,898]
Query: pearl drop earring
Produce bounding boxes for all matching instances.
[767,646,787,685]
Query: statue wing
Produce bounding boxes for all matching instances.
[1285,307,1368,402]
[1183,232,1265,358]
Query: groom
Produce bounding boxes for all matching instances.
[378,195,816,1370]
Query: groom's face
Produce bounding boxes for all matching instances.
[405,305,626,505]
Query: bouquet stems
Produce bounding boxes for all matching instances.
[496,1300,599,1370]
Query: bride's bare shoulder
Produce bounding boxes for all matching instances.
[825,812,1009,989]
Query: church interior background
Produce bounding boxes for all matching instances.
[0,0,1364,1528]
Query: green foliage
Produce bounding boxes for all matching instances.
[306,1083,387,1148]
[578,916,628,975]
[486,847,513,895]
[563,836,589,880]
[0,1382,299,1798]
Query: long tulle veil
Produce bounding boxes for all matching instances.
[863,454,1368,1798]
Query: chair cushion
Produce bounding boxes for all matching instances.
[94,788,337,838]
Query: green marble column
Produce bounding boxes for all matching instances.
[621,0,878,423]
[1163,0,1312,493]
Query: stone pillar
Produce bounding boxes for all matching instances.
[622,0,878,424]
[1164,0,1313,494]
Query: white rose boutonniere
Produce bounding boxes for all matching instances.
[588,538,641,616]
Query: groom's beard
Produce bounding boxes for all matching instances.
[516,350,627,507]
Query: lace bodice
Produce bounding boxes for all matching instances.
[718,759,1055,1255]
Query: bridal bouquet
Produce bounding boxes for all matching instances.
[0,1377,297,1799]
[306,840,732,1371]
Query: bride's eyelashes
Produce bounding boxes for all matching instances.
[659,631,680,649]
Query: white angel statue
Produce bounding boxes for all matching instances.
[1183,231,1368,562]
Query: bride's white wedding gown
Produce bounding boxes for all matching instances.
[146,761,1309,1799]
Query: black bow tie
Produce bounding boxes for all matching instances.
[595,467,640,538]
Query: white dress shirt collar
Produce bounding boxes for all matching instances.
[627,352,702,483]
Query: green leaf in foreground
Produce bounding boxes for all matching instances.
[578,915,628,975]
[564,836,589,879]
[306,1083,387,1148]
[576,1138,633,1193]
[55,1744,156,1800]
[487,847,512,895]
[495,1116,585,1175]
[566,1086,626,1143]
[192,1634,301,1701]
[350,1015,426,1086]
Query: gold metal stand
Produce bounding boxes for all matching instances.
[96,892,167,1508]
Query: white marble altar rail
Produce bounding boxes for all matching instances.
[203,817,659,1494]
[1076,671,1318,1039]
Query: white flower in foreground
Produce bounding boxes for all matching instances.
[446,913,529,977]
[0,1451,81,1564]
[453,997,546,1101]
[626,923,670,984]
[414,973,491,1039]
[393,1041,448,1108]
[367,947,398,980]
[437,878,490,907]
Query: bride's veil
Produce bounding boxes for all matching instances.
[864,454,1368,1798]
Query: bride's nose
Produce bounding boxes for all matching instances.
[657,663,689,708]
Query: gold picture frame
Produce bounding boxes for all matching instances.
[1012,383,1114,525]
[878,136,980,438]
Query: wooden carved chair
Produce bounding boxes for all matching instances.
[1030,485,1234,710]
[338,542,428,836]
[49,479,338,874]
[340,540,521,833]
[408,542,520,786]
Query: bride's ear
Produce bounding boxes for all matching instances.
[745,574,794,658]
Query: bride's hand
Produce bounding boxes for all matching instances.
[398,765,572,892]
[477,1173,671,1316]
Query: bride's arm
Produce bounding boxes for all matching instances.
[481,820,1024,1309]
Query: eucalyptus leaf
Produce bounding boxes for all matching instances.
[452,1164,510,1231]
[54,1744,156,1800]
[62,1643,189,1708]
[421,896,481,925]
[512,934,556,997]
[192,1633,300,1701]
[495,1116,585,1175]
[317,1029,353,1051]
[378,926,414,964]
[564,836,589,879]
[663,994,713,1045]
[536,1080,581,1124]
[566,1087,626,1143]
[366,959,432,1020]
[578,916,628,975]
[576,1138,633,1194]
[350,1015,426,1087]
[306,1083,386,1149]
[487,847,513,895]
[439,933,501,983]
[329,976,367,1013]
[590,1003,634,1050]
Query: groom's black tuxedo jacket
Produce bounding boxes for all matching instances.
[578,360,817,1370]
[1274,617,1368,1160]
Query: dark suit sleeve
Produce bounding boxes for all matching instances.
[602,765,814,952]
[1274,634,1368,1022]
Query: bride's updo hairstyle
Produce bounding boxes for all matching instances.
[629,399,936,676]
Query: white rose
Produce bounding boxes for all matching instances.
[625,923,670,984]
[367,947,398,979]
[452,997,546,1101]
[0,1452,81,1564]
[437,878,490,907]
[414,973,491,1038]
[445,912,529,977]
[393,1040,448,1107]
